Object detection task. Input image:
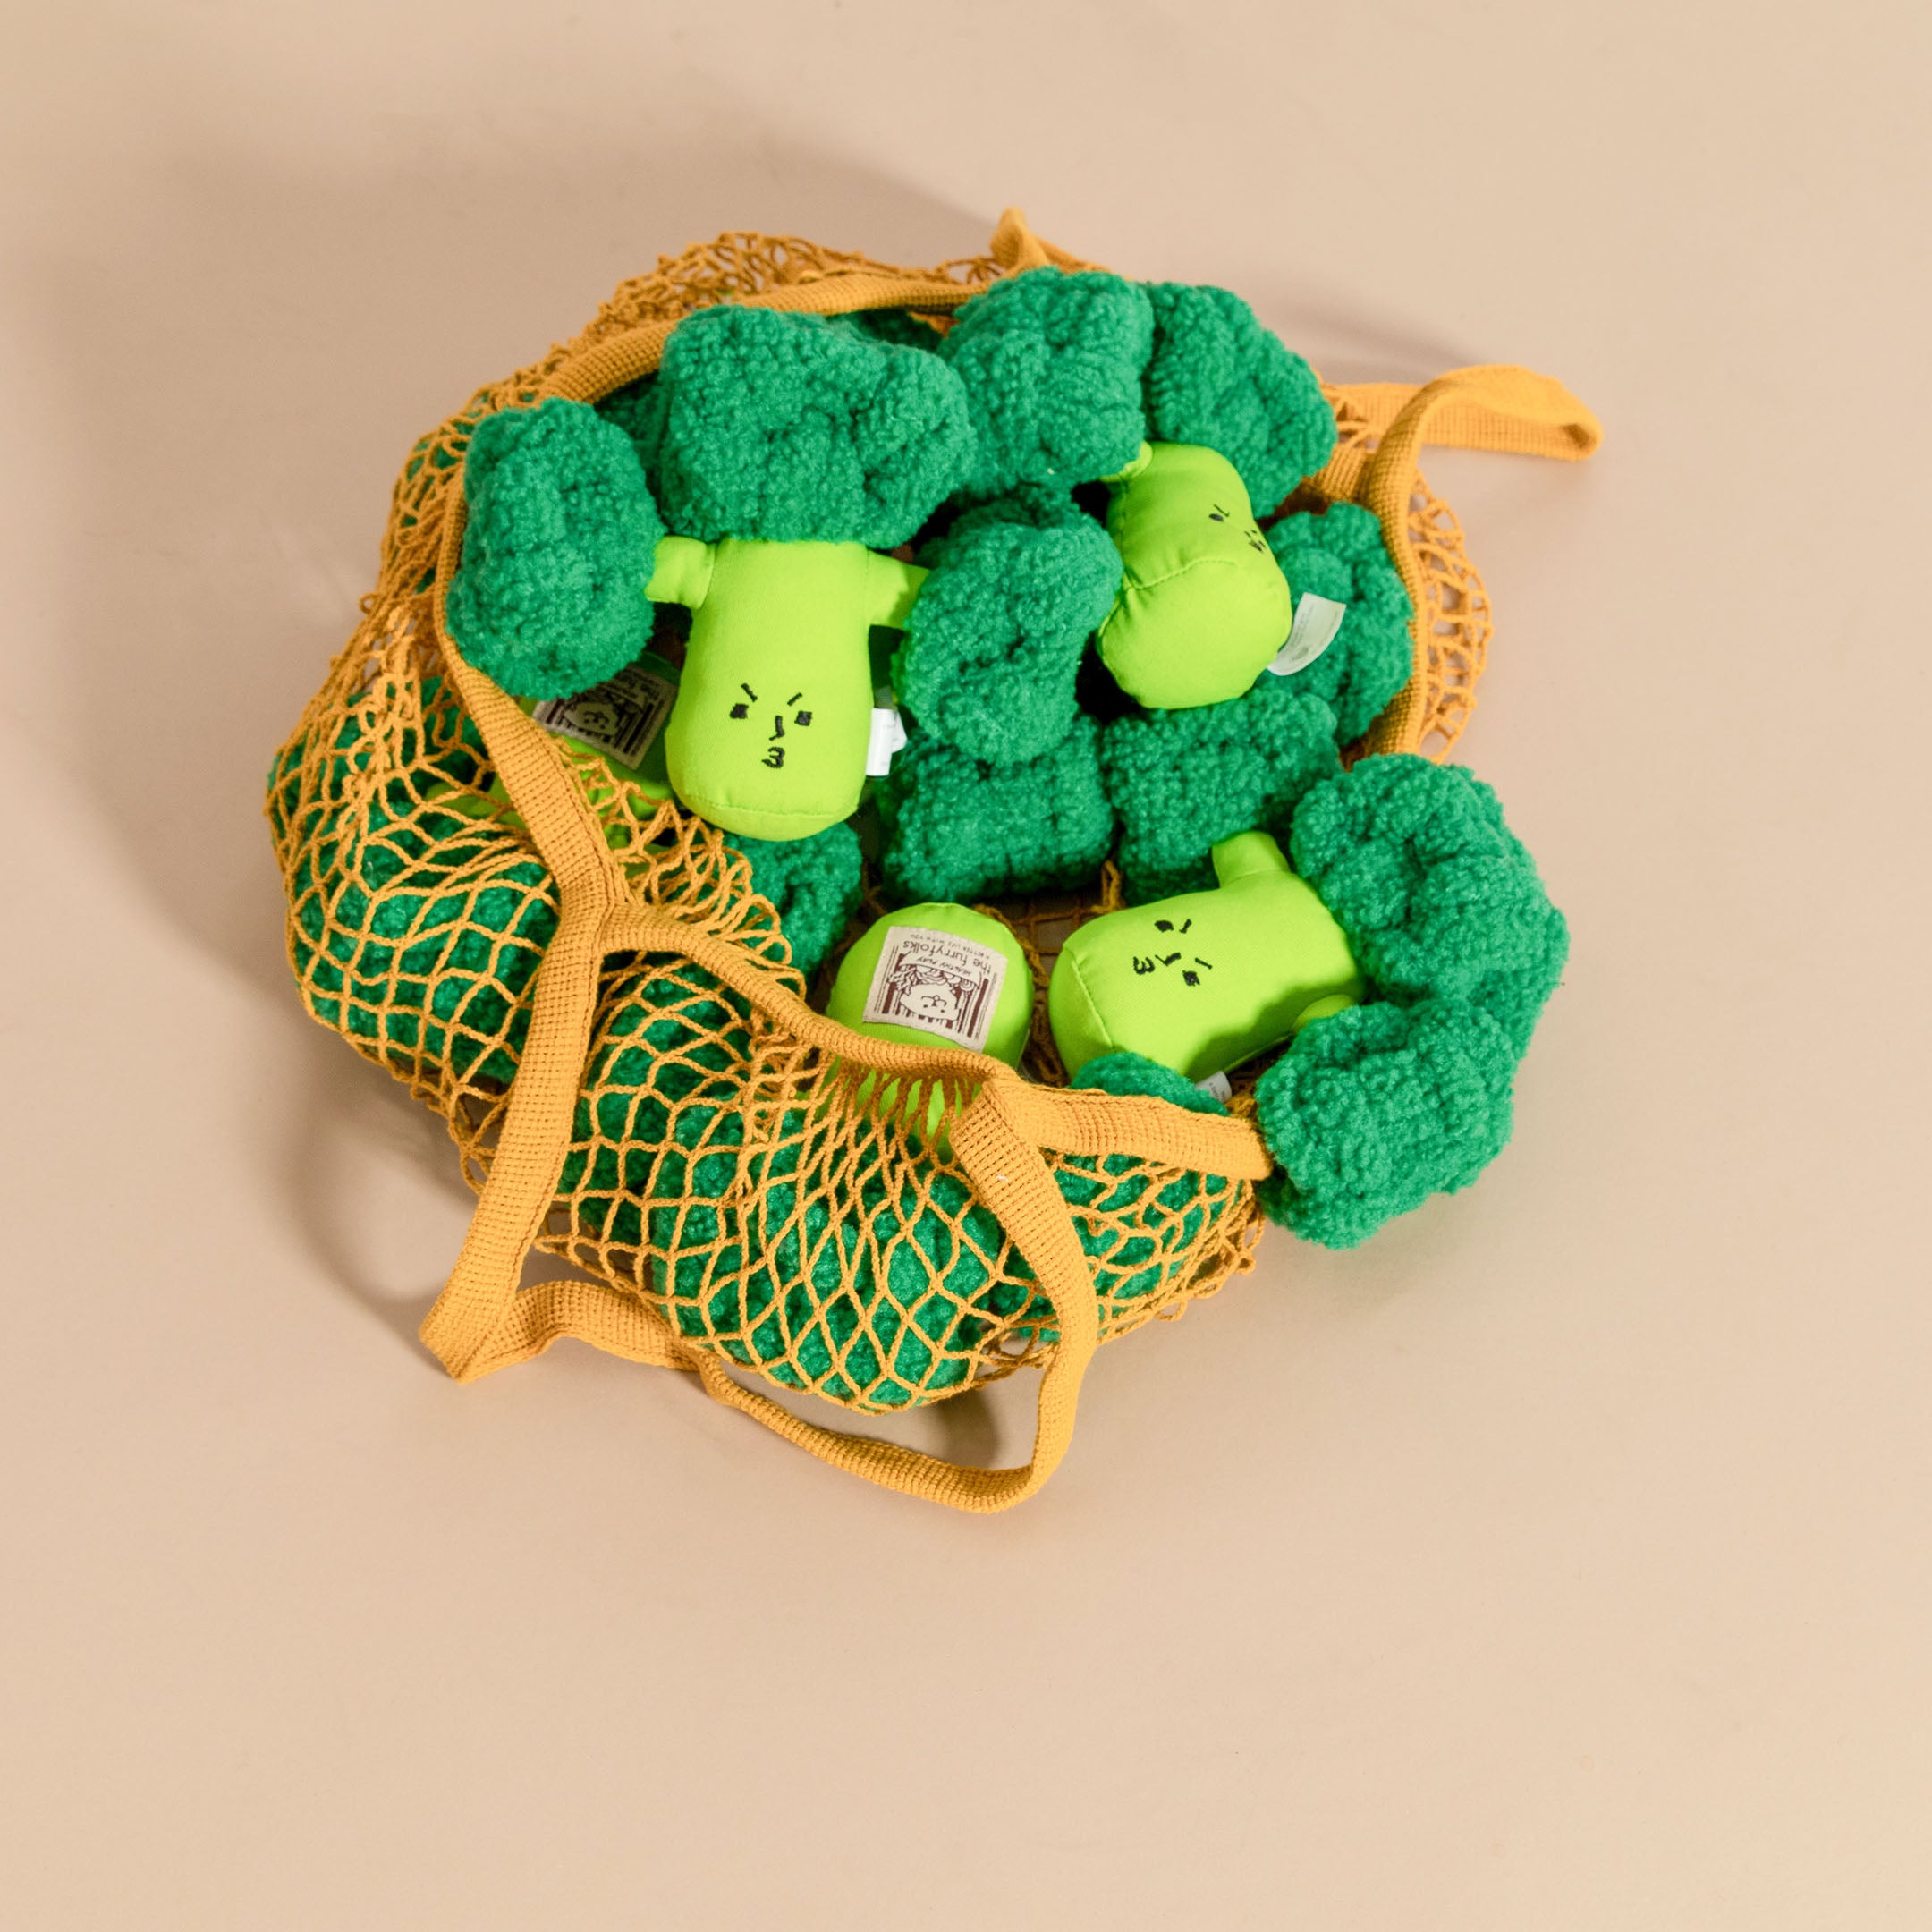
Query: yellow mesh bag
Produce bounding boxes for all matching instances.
[267,209,1599,1511]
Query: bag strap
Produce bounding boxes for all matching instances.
[1317,367,1601,756]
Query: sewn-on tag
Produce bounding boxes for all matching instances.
[1194,1070,1233,1103]
[866,705,908,777]
[1264,592,1348,680]
[860,924,1009,1053]
[530,660,675,771]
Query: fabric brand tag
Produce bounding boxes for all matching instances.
[1264,592,1348,680]
[866,705,908,777]
[531,660,675,772]
[1194,1070,1234,1103]
[860,925,1009,1054]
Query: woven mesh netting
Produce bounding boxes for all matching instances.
[266,230,1491,1414]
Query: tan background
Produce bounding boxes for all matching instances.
[4,1,1928,1925]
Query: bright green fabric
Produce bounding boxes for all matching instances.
[825,903,1035,1144]
[1047,831,1360,1082]
[1096,442,1293,710]
[654,537,924,841]
[826,904,1034,1067]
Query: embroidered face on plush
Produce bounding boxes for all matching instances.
[727,683,816,771]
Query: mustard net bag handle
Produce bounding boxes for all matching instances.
[1314,366,1601,756]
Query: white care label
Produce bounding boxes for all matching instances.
[866,703,908,777]
[1264,592,1348,680]
[531,659,675,771]
[861,924,1009,1053]
[1194,1070,1234,1103]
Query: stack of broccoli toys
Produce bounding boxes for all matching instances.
[445,265,1567,1249]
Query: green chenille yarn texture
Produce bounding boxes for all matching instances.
[1250,757,1569,1247]
[894,489,1123,766]
[877,712,1117,905]
[1072,1052,1231,1116]
[445,399,667,700]
[1140,281,1336,513]
[1267,503,1415,742]
[1290,756,1569,1058]
[1254,997,1519,1249]
[604,303,975,549]
[1099,680,1343,902]
[269,692,560,1089]
[937,267,1154,496]
[723,821,865,978]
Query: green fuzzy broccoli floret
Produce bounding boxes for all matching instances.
[1072,1052,1229,1115]
[724,821,864,978]
[1267,503,1413,741]
[939,267,1153,496]
[614,304,974,548]
[1141,283,1336,513]
[894,490,1122,766]
[878,715,1115,904]
[844,308,948,352]
[445,398,665,699]
[1098,680,1343,902]
[1290,757,1568,1057]
[1254,998,1518,1248]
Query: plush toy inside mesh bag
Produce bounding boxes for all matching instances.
[267,217,1597,1503]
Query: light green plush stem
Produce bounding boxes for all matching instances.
[1047,830,1360,1081]
[652,536,925,841]
[1097,442,1295,710]
[824,904,1034,1140]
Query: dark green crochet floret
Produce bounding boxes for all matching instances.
[446,398,665,699]
[1141,281,1337,513]
[939,267,1153,496]
[1267,503,1413,741]
[724,821,863,978]
[894,491,1122,765]
[1099,680,1343,902]
[614,303,974,548]
[1254,997,1518,1248]
[1290,757,1568,1056]
[1072,1052,1230,1115]
[878,715,1115,904]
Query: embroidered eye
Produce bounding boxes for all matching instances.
[793,709,813,727]
[1182,970,1200,987]
[729,703,748,720]
[1155,919,1174,932]
[1208,504,1229,522]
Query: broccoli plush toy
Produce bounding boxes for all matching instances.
[932,267,1337,711]
[450,306,978,843]
[1047,755,1568,1249]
